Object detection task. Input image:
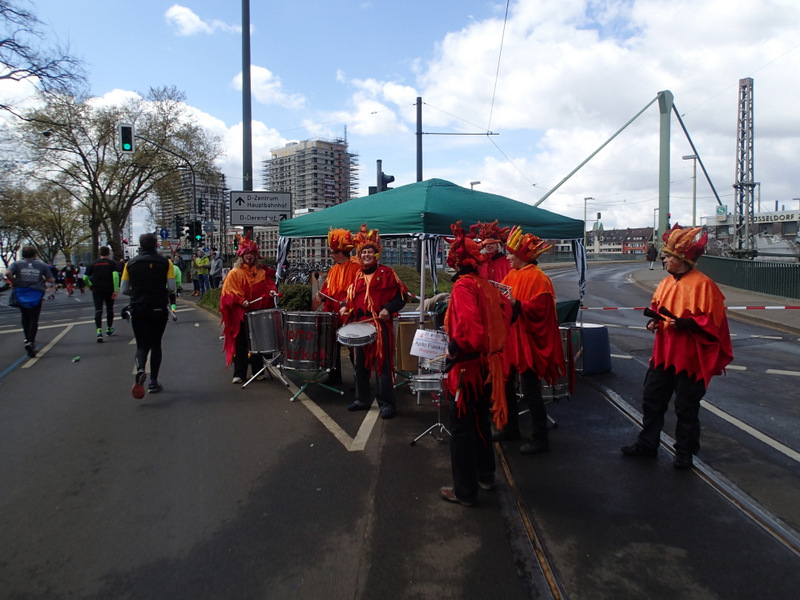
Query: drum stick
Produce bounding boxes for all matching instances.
[318,290,338,303]
[658,305,678,320]
[249,296,264,305]
[643,307,666,321]
[453,368,465,404]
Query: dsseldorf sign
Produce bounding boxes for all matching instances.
[229,191,292,225]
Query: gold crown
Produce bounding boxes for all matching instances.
[505,225,551,262]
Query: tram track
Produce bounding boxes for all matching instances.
[590,378,800,560]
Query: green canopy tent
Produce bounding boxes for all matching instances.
[278,178,584,239]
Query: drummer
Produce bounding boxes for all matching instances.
[493,226,565,454]
[312,228,360,385]
[340,224,408,419]
[439,221,511,507]
[219,233,278,384]
[475,220,511,283]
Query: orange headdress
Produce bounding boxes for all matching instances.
[662,223,707,266]
[505,225,551,263]
[327,228,354,253]
[353,223,382,256]
[445,221,484,271]
[475,219,511,247]
[235,232,260,258]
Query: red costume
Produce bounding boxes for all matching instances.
[476,220,512,284]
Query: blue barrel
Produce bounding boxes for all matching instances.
[564,322,612,375]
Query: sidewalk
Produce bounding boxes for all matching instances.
[630,265,800,335]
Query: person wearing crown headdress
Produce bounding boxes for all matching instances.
[219,233,278,384]
[439,222,512,506]
[476,220,512,284]
[493,226,565,455]
[621,224,733,469]
[340,224,408,418]
[311,228,361,384]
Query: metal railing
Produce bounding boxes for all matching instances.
[697,255,800,300]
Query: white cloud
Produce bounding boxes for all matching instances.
[165,5,241,36]
[231,66,306,110]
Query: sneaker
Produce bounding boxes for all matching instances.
[621,442,658,457]
[131,371,146,399]
[347,401,369,412]
[96,329,104,343]
[478,478,496,491]
[106,326,114,337]
[148,381,163,394]
[170,307,178,322]
[673,453,693,470]
[380,407,396,419]
[439,486,474,507]
[24,342,36,358]
[232,376,243,384]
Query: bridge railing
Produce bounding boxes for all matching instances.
[697,255,800,300]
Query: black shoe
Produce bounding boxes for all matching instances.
[673,453,693,470]
[439,486,474,507]
[380,407,395,419]
[520,440,550,455]
[24,342,36,358]
[621,442,658,457]
[492,429,521,442]
[148,381,163,394]
[347,401,369,412]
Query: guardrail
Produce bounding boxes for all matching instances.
[697,255,800,300]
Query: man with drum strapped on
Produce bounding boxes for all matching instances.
[439,222,512,507]
[219,233,278,384]
[340,224,408,419]
[312,228,361,385]
[493,226,565,455]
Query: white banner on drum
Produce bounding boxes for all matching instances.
[410,329,447,360]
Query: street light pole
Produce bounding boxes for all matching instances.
[583,197,593,250]
[683,154,698,226]
[470,180,480,189]
[653,207,659,244]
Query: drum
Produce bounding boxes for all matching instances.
[247,309,283,354]
[540,327,572,400]
[336,322,377,347]
[283,311,337,371]
[410,372,444,393]
[562,322,612,375]
[417,330,448,372]
[395,311,437,371]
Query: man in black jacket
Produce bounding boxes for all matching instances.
[85,246,119,342]
[120,234,176,398]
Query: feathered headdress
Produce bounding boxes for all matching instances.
[662,223,707,265]
[236,232,260,258]
[445,220,484,271]
[353,223,382,255]
[475,219,511,247]
[505,225,551,263]
[327,228,354,253]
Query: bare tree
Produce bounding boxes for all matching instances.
[0,0,85,112]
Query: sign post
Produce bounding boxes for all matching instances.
[229,191,291,226]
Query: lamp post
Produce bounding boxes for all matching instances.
[682,154,698,226]
[652,207,659,244]
[470,180,481,189]
[583,197,594,250]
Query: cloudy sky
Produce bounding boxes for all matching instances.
[5,0,800,231]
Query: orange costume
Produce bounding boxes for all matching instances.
[318,228,361,315]
[475,220,512,284]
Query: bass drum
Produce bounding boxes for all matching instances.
[247,309,283,354]
[283,311,337,371]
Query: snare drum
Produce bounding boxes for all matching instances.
[410,372,444,393]
[247,309,283,354]
[283,311,337,371]
[336,322,377,347]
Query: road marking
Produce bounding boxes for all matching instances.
[610,353,632,360]
[22,324,73,368]
[702,400,800,464]
[726,364,747,371]
[751,334,783,340]
[766,369,800,377]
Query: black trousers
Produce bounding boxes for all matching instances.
[92,291,115,329]
[20,302,43,345]
[638,365,706,455]
[131,305,168,381]
[353,324,395,411]
[503,368,548,443]
[233,318,262,379]
[449,384,495,503]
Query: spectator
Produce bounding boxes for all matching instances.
[209,250,224,289]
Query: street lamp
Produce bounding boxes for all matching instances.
[470,180,481,189]
[583,197,594,250]
[682,154,698,226]
[653,207,659,244]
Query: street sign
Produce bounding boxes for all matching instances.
[159,228,169,239]
[229,191,291,226]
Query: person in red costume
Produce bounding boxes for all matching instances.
[219,234,278,384]
[340,224,408,419]
[622,224,733,469]
[439,222,512,507]
[476,220,511,284]
[312,228,361,385]
[493,226,565,455]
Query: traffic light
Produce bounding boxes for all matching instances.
[193,220,203,245]
[175,216,184,239]
[380,171,395,192]
[197,199,205,214]
[118,124,135,154]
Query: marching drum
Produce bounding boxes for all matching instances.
[247,309,283,354]
[336,322,378,347]
[395,311,437,371]
[283,311,337,371]
[410,372,444,394]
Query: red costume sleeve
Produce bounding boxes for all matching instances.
[219,266,277,366]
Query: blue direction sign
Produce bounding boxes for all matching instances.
[159,228,169,239]
[229,191,291,225]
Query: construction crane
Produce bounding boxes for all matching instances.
[732,77,756,257]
